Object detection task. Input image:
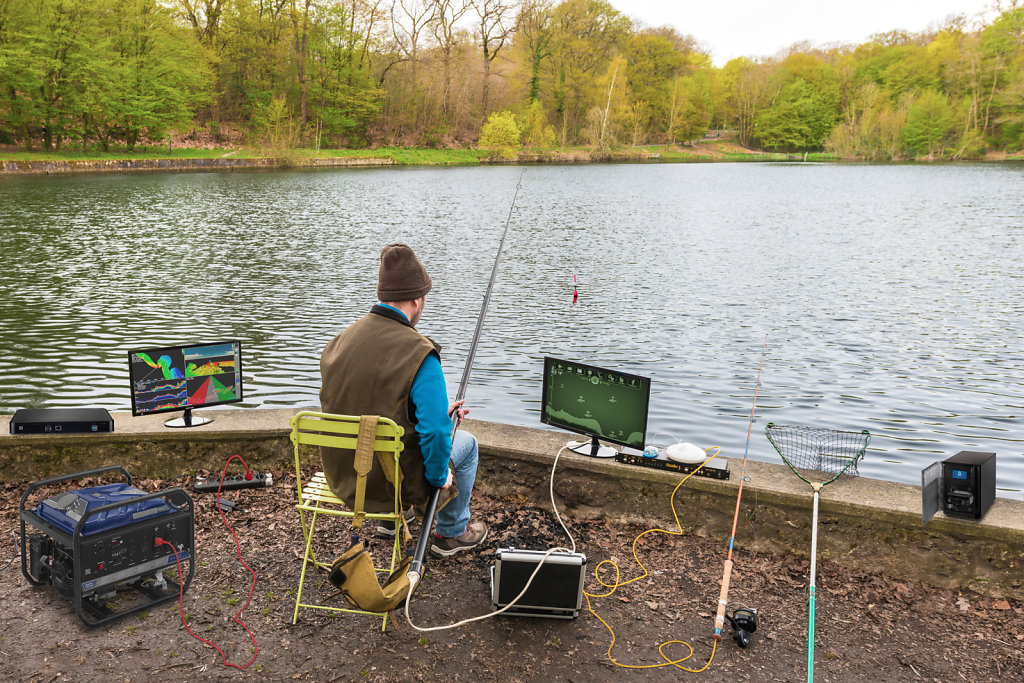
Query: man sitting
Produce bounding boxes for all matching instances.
[319,242,488,557]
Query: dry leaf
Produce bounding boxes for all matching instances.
[646,601,659,610]
[991,600,1011,610]
[956,597,970,612]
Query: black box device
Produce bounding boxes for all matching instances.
[10,408,114,434]
[490,548,586,619]
[922,450,996,523]
[942,451,996,520]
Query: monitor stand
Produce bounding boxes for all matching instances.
[568,435,618,458]
[165,408,213,428]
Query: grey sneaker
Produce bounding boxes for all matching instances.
[375,508,416,538]
[429,520,489,557]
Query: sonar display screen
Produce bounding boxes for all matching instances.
[129,340,243,416]
[541,357,650,450]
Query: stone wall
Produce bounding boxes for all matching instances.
[2,408,1021,599]
[0,156,394,175]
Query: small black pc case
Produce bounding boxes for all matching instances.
[490,548,586,619]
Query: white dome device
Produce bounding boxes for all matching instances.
[665,442,707,464]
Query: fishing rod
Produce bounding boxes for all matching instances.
[712,335,767,646]
[407,169,525,587]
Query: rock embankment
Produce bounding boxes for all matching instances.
[0,155,395,175]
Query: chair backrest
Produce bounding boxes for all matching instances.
[290,410,405,507]
[290,410,404,454]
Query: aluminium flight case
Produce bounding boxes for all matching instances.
[490,548,586,619]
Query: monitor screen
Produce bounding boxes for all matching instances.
[128,340,243,417]
[541,357,651,450]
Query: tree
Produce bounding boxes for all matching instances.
[307,2,383,145]
[668,71,712,144]
[0,0,45,148]
[176,0,229,47]
[473,0,517,120]
[547,0,630,145]
[754,78,837,151]
[514,0,553,103]
[519,98,554,147]
[624,32,684,140]
[478,108,519,156]
[430,0,470,118]
[902,89,955,157]
[104,0,211,150]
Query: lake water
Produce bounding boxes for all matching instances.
[1,163,1021,497]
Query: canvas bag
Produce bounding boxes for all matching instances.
[328,537,414,612]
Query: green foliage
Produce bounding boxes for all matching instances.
[306,4,382,147]
[478,110,521,158]
[902,90,955,157]
[0,0,208,151]
[2,0,1024,157]
[520,100,556,148]
[666,72,713,144]
[253,96,300,153]
[754,78,838,151]
[826,85,909,160]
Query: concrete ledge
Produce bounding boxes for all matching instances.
[2,408,1021,599]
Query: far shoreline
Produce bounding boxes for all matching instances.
[2,140,1022,176]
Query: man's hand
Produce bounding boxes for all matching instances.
[449,399,469,421]
[441,470,454,491]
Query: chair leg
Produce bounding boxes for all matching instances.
[292,506,320,624]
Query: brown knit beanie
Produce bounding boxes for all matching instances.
[377,243,432,301]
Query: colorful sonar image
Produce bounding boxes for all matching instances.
[129,341,243,415]
[543,358,650,450]
[183,343,238,405]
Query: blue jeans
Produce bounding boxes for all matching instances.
[434,431,478,538]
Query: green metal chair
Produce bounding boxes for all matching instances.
[290,410,405,630]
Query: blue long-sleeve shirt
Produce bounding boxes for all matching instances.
[379,303,451,487]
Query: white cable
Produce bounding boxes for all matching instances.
[404,445,577,631]
[550,445,576,553]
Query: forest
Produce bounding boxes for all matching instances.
[1,0,1022,160]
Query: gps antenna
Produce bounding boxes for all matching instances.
[407,170,525,587]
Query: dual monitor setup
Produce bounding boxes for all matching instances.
[131,345,651,453]
[31,337,649,453]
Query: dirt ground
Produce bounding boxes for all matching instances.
[2,469,1022,682]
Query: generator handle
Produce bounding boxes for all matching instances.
[18,465,133,515]
[72,486,194,538]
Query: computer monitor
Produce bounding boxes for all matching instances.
[128,340,243,428]
[541,356,651,458]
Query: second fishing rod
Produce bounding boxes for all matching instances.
[407,169,525,587]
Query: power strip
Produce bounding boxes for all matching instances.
[194,472,273,493]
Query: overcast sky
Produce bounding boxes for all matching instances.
[622,1,999,65]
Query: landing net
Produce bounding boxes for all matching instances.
[764,423,871,488]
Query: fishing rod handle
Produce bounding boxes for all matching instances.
[712,558,733,639]
[409,487,442,579]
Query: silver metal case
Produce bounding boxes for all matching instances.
[490,548,586,619]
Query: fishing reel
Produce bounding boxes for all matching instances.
[726,606,759,648]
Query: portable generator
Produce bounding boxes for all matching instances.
[19,465,195,626]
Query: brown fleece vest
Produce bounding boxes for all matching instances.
[319,306,452,513]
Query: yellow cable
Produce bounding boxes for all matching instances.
[582,447,721,672]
